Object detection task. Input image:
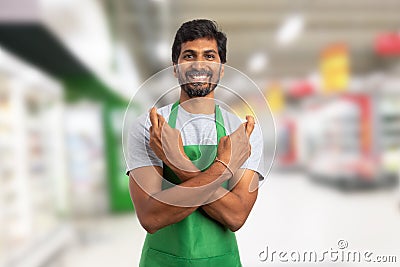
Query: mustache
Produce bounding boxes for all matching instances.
[185,69,213,77]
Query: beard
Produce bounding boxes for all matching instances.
[181,81,218,97]
[177,65,222,98]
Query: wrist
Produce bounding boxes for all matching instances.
[175,167,200,181]
[168,158,200,181]
[213,158,234,179]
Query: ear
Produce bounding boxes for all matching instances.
[220,64,225,79]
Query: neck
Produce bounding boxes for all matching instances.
[179,90,215,114]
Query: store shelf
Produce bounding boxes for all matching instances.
[0,51,68,267]
[380,96,400,151]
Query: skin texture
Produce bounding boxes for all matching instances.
[129,37,259,233]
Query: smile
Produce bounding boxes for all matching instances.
[189,74,210,82]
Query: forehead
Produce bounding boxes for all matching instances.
[180,38,218,54]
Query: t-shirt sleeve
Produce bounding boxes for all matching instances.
[125,113,163,175]
[240,123,268,181]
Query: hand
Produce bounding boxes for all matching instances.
[216,115,255,174]
[149,107,196,179]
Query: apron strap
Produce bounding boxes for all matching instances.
[168,100,226,142]
[215,103,226,144]
[168,101,180,129]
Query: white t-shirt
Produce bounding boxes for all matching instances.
[125,103,267,180]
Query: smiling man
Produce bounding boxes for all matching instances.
[175,38,223,97]
[126,19,267,267]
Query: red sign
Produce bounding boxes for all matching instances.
[288,81,315,98]
[375,33,400,56]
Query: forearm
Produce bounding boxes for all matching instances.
[201,187,248,232]
[140,198,196,234]
[200,170,259,232]
[152,162,227,206]
[165,156,201,182]
[140,162,231,232]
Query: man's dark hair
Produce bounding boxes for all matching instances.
[172,19,227,64]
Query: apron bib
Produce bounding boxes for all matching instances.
[139,101,242,267]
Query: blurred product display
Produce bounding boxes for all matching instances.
[276,117,299,169]
[299,92,399,190]
[380,96,400,174]
[0,51,71,267]
[65,104,108,217]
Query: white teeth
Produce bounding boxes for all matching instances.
[191,75,208,81]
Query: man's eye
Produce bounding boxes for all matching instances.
[183,54,193,59]
[206,54,215,60]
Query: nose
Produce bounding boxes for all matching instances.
[191,60,207,70]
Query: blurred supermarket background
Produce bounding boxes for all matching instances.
[1,0,400,266]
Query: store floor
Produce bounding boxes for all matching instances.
[53,172,400,267]
[50,214,145,267]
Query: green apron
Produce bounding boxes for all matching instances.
[139,101,242,267]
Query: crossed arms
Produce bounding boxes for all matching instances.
[128,108,259,234]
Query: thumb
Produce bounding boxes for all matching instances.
[245,115,255,138]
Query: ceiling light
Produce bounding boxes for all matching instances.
[247,52,268,73]
[276,14,305,46]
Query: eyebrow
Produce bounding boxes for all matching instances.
[182,49,218,54]
[204,49,218,54]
